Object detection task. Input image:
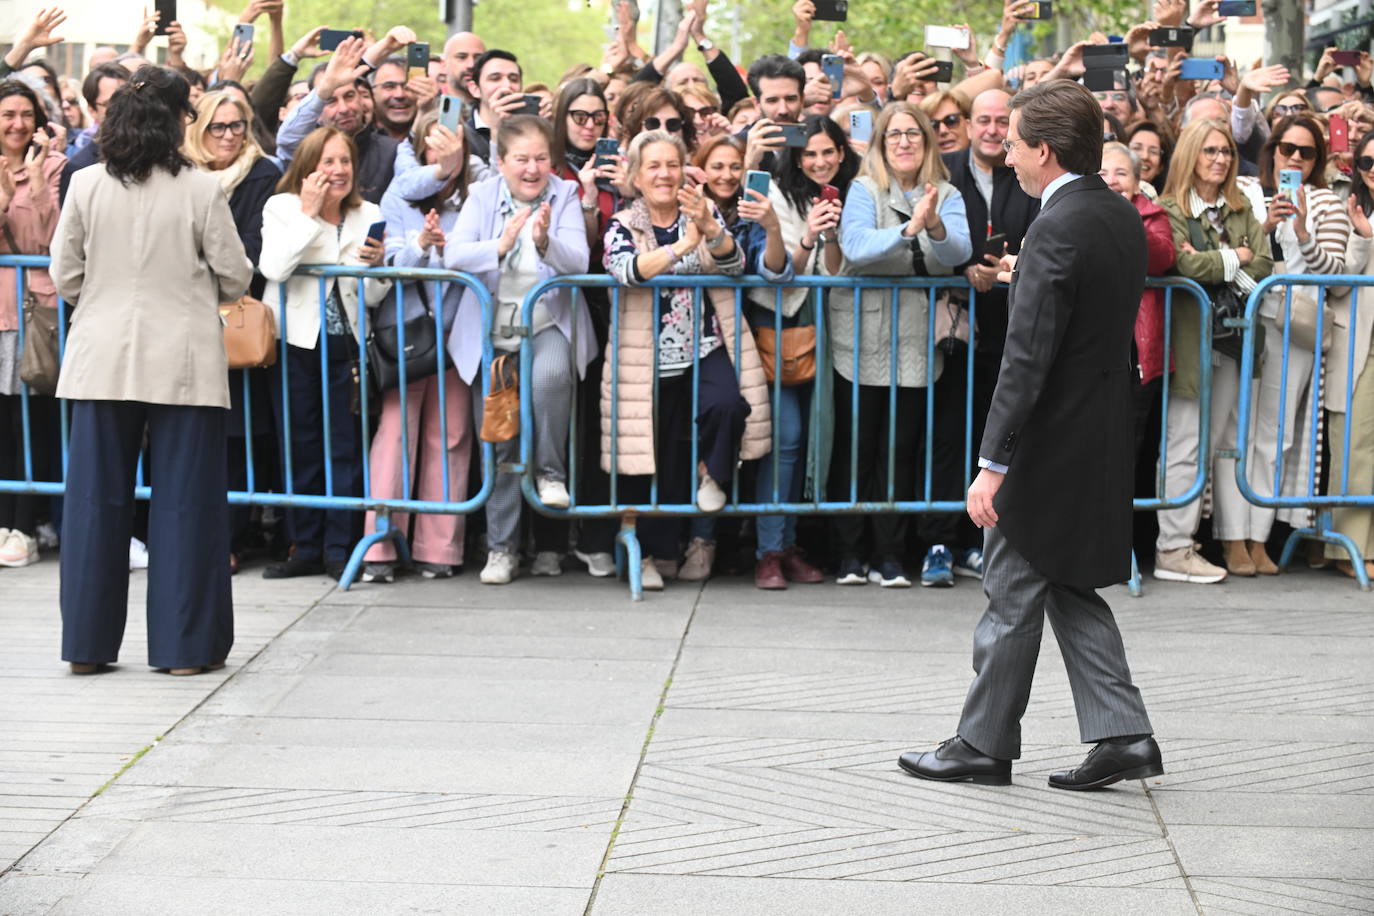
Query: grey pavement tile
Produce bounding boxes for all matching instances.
[1188,876,1374,915]
[0,873,82,916]
[650,706,1086,745]
[323,574,701,609]
[316,629,683,661]
[590,874,1197,915]
[1148,739,1374,794]
[47,875,590,916]
[1151,790,1374,828]
[346,605,693,640]
[89,821,607,888]
[1169,825,1372,879]
[306,651,670,682]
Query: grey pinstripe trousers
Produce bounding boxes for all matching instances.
[957,527,1153,760]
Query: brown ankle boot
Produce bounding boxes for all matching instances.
[1222,540,1256,576]
[1248,540,1279,575]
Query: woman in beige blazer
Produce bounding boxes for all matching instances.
[259,126,390,581]
[50,67,253,676]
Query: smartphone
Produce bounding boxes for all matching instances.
[1331,113,1350,153]
[1023,1,1052,20]
[1083,69,1119,91]
[743,170,771,210]
[1216,0,1256,14]
[776,122,808,148]
[154,0,175,35]
[821,54,845,99]
[1277,169,1302,221]
[1148,26,1194,49]
[365,220,387,244]
[924,25,971,50]
[811,0,847,22]
[593,136,620,169]
[516,94,542,117]
[984,232,1007,259]
[820,184,839,202]
[1332,50,1362,67]
[438,94,463,134]
[1179,58,1225,81]
[929,60,954,83]
[848,108,873,144]
[1082,44,1129,71]
[407,42,430,81]
[231,23,254,54]
[319,28,364,52]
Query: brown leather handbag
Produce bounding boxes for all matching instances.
[479,352,520,442]
[220,296,278,369]
[753,325,817,386]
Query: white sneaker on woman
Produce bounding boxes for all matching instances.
[639,558,665,591]
[573,549,615,577]
[537,477,570,509]
[0,530,38,567]
[129,537,149,570]
[480,550,519,585]
[697,475,726,513]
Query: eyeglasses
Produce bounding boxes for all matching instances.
[688,105,718,119]
[1357,155,1374,172]
[1273,103,1310,117]
[374,81,406,92]
[932,113,963,130]
[1276,141,1318,161]
[885,128,924,145]
[568,109,609,126]
[1200,145,1234,160]
[1000,137,1025,153]
[644,116,683,132]
[207,119,248,138]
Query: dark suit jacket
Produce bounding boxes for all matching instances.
[60,140,101,205]
[982,174,1145,589]
[941,150,1040,354]
[465,115,492,164]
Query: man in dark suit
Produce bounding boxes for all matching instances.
[920,89,1040,586]
[900,80,1162,790]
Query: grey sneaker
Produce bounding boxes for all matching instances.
[360,562,395,583]
[531,551,563,576]
[1153,547,1227,584]
[416,562,454,579]
[574,549,615,577]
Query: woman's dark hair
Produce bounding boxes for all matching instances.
[773,113,857,213]
[1124,120,1172,186]
[617,86,696,152]
[0,80,49,133]
[1354,129,1374,217]
[552,77,608,170]
[1008,79,1104,176]
[18,59,59,99]
[100,66,194,184]
[175,66,207,91]
[1103,111,1125,143]
[1258,114,1329,192]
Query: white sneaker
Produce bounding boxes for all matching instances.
[1153,546,1227,584]
[36,522,58,550]
[697,474,726,513]
[531,550,563,576]
[574,549,615,577]
[537,477,570,509]
[678,537,715,581]
[639,557,665,591]
[129,537,149,570]
[480,549,519,584]
[0,530,38,567]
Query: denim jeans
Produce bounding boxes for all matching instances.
[755,382,811,556]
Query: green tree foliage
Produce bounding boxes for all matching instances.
[474,0,615,86]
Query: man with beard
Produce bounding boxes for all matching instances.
[442,31,486,113]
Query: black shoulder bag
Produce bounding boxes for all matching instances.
[1184,217,1260,364]
[366,280,452,391]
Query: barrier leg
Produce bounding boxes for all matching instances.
[616,516,643,602]
[1127,549,1143,598]
[339,510,407,591]
[1281,511,1372,591]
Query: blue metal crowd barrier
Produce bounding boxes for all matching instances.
[1236,275,1374,591]
[516,273,1215,599]
[0,256,496,591]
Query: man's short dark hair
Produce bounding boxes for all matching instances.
[796,48,825,68]
[82,63,129,109]
[1009,79,1104,175]
[747,54,804,99]
[471,49,520,87]
[372,55,407,84]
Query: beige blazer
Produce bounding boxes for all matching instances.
[1330,232,1374,409]
[51,165,252,408]
[259,193,392,350]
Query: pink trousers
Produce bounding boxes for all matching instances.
[363,369,472,564]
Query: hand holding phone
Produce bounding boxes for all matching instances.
[1179,58,1225,81]
[438,95,463,134]
[821,54,845,99]
[318,28,364,52]
[407,42,430,82]
[925,25,971,50]
[365,220,388,244]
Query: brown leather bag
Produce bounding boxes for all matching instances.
[479,353,520,442]
[753,325,816,386]
[220,296,277,369]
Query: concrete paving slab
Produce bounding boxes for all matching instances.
[1169,824,1372,878]
[1151,790,1374,828]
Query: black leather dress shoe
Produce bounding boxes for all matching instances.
[262,557,325,580]
[898,737,1012,785]
[1049,736,1164,791]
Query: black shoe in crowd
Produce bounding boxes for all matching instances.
[262,556,325,579]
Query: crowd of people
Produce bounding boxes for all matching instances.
[1,0,1372,635]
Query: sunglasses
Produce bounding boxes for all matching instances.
[644,116,683,132]
[932,113,963,129]
[1276,141,1318,161]
[689,105,719,119]
[568,109,609,126]
[1273,103,1310,117]
[1357,155,1374,172]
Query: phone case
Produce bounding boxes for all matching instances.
[849,110,873,143]
[1179,59,1224,81]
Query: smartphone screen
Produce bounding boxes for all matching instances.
[438,95,463,134]
[848,109,873,144]
[1331,114,1350,153]
[924,25,970,50]
[407,42,430,81]
[1216,0,1256,14]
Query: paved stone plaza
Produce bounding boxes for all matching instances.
[0,559,1371,914]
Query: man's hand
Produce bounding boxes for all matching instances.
[1044,40,1092,82]
[829,29,855,62]
[1126,21,1159,63]
[967,468,1004,529]
[890,53,939,100]
[407,75,440,112]
[8,6,67,68]
[132,7,159,54]
[791,0,815,47]
[1187,0,1224,29]
[1357,51,1373,88]
[951,24,980,70]
[965,255,1000,293]
[1315,47,1337,84]
[745,117,784,170]
[365,25,416,68]
[1153,0,1185,27]
[318,36,367,98]
[290,26,328,61]
[165,20,187,67]
[1235,63,1290,107]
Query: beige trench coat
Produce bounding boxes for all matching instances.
[51,166,253,408]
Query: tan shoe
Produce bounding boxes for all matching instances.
[1222,540,1256,577]
[639,557,665,591]
[1247,540,1279,575]
[1154,546,1227,584]
[678,537,715,581]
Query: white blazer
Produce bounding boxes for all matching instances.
[259,193,392,350]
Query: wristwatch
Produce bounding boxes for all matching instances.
[697,38,715,52]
